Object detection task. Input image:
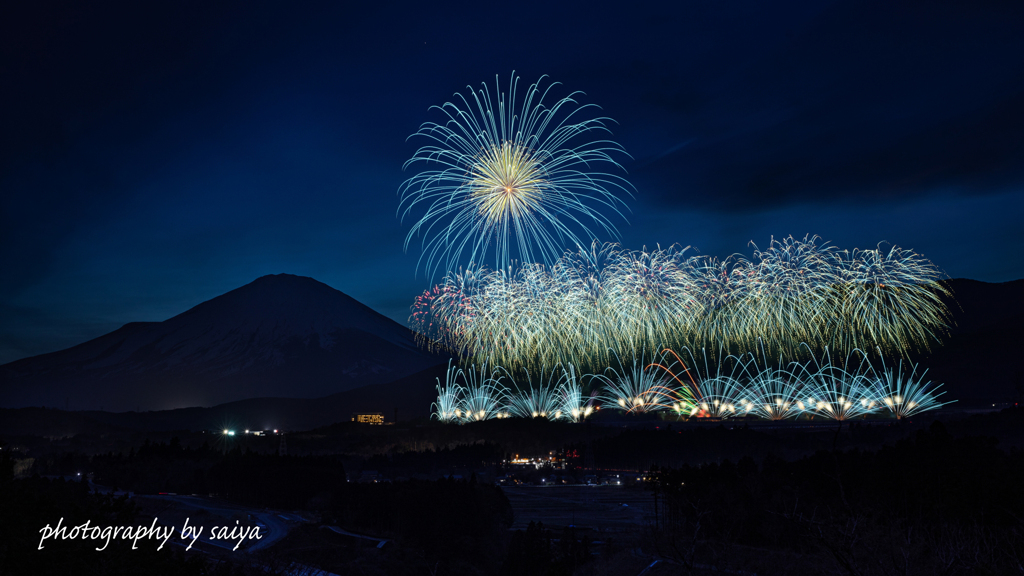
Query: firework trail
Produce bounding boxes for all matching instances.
[398,73,633,277]
[732,350,805,420]
[431,360,464,423]
[430,361,507,423]
[431,348,954,423]
[594,351,679,413]
[556,364,597,423]
[869,356,952,419]
[413,235,950,371]
[653,347,746,418]
[502,364,567,420]
[435,362,596,422]
[788,347,879,421]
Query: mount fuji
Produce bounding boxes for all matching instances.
[0,274,449,412]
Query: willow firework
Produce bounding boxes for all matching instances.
[412,235,951,371]
[398,73,633,277]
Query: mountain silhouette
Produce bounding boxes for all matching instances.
[0,274,449,412]
[913,278,1024,403]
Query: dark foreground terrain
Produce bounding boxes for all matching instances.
[3,407,1024,575]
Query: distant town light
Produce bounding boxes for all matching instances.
[352,413,385,425]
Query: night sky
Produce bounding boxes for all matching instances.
[3,0,1024,364]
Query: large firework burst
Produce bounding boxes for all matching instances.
[412,235,951,371]
[398,73,633,277]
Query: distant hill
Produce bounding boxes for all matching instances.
[0,274,449,412]
[912,278,1024,403]
[0,362,452,436]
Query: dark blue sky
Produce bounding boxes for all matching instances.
[3,0,1024,364]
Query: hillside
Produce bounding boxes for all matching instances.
[0,274,449,412]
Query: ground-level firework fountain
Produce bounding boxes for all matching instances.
[430,347,953,424]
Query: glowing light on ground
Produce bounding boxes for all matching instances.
[430,348,954,424]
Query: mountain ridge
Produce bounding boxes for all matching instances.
[0,274,449,412]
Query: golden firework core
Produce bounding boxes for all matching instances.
[470,141,546,224]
